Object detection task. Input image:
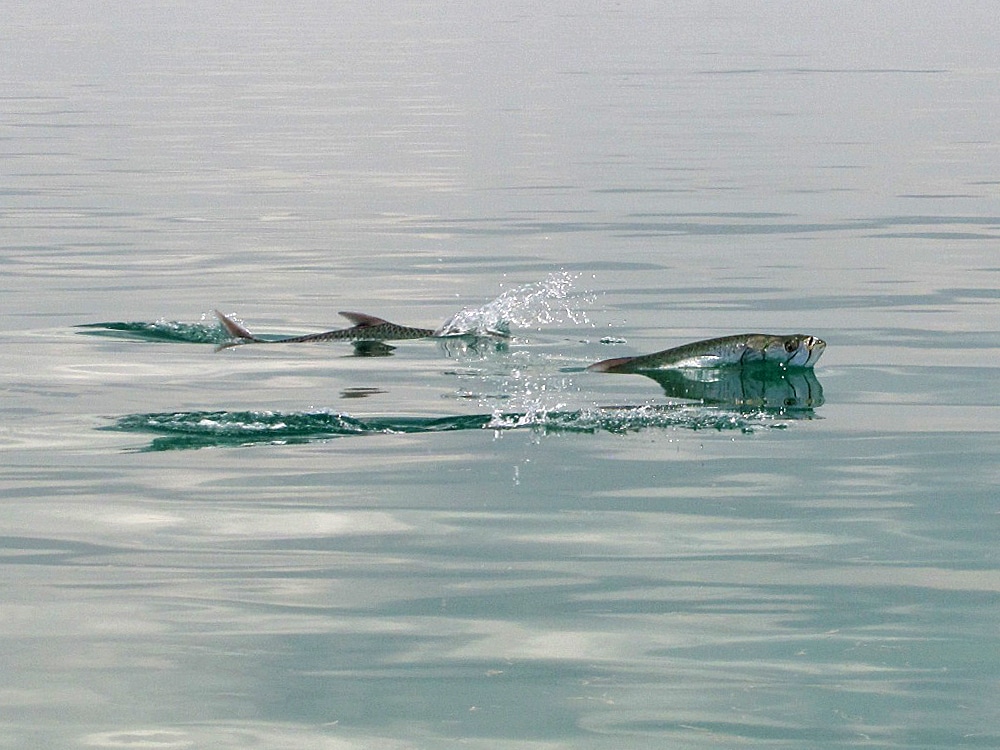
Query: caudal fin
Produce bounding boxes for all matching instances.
[214,310,261,342]
[587,356,638,373]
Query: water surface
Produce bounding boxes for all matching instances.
[2,2,999,748]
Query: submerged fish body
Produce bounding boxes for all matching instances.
[215,310,435,347]
[588,333,826,373]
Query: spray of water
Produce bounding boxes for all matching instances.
[431,272,597,423]
[434,271,592,337]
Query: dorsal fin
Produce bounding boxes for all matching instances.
[339,311,390,328]
[214,310,259,340]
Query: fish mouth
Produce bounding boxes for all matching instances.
[802,336,826,367]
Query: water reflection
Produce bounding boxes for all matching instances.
[634,366,824,411]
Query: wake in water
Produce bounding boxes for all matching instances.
[107,404,798,452]
[75,318,233,345]
[76,272,592,347]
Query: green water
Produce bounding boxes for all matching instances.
[3,2,1000,748]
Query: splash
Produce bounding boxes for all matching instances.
[433,273,593,423]
[434,271,592,337]
[486,404,786,434]
[78,273,592,346]
[106,405,794,451]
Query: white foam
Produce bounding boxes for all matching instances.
[434,272,592,337]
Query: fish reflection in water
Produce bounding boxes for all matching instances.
[586,333,826,412]
[634,365,824,411]
[350,340,396,357]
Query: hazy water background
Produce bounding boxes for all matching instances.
[3,2,1000,747]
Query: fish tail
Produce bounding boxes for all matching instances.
[214,310,263,342]
[587,356,637,373]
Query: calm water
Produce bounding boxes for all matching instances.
[3,2,1000,747]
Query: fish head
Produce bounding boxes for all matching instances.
[763,334,826,367]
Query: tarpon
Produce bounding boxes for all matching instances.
[588,333,826,373]
[215,310,435,347]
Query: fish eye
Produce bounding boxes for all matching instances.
[784,339,799,353]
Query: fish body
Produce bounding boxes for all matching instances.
[588,333,826,373]
[215,310,435,347]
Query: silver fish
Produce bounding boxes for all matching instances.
[215,310,435,347]
[588,333,826,373]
